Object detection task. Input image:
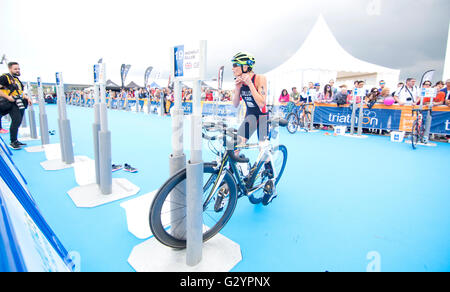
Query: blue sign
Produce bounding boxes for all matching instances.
[55,73,61,86]
[37,78,41,87]
[174,45,184,78]
[93,65,100,83]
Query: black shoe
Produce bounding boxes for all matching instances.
[264,162,274,179]
[9,141,22,150]
[214,184,229,212]
[262,180,277,206]
[16,141,27,146]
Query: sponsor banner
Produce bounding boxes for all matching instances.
[313,104,403,130]
[277,103,450,133]
[430,110,450,134]
[398,108,416,132]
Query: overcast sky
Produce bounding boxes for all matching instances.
[0,0,449,86]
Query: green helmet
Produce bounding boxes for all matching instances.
[231,52,256,69]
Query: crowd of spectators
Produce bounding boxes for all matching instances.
[275,78,450,138]
[277,78,450,108]
[64,86,235,106]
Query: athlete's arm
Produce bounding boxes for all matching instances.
[232,78,243,108]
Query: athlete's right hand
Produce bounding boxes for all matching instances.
[235,77,244,88]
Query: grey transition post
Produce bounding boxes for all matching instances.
[26,82,38,139]
[56,72,75,164]
[169,80,187,240]
[98,63,113,195]
[186,79,204,267]
[93,64,102,185]
[170,40,207,267]
[37,78,50,145]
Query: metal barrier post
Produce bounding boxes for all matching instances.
[357,99,365,136]
[423,88,437,144]
[349,89,358,135]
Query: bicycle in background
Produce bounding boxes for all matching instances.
[286,102,313,134]
[410,106,432,150]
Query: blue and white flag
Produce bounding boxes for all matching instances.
[144,66,153,88]
[121,64,132,88]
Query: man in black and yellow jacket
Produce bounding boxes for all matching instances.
[0,62,32,150]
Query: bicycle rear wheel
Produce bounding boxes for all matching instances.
[149,163,238,249]
[248,145,288,205]
[286,113,298,134]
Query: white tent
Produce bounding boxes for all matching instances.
[443,21,450,81]
[265,15,400,99]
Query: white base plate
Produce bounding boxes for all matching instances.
[67,178,140,208]
[404,141,437,147]
[73,157,96,186]
[42,143,76,160]
[24,145,45,153]
[343,134,369,139]
[120,190,159,239]
[19,127,40,141]
[40,155,90,171]
[128,232,242,272]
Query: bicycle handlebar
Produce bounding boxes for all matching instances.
[202,122,244,145]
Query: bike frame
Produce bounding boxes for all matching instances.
[202,138,277,211]
[412,108,430,143]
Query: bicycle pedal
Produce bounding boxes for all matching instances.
[262,179,277,206]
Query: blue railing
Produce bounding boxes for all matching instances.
[0,136,73,272]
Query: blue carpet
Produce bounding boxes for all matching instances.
[3,105,450,272]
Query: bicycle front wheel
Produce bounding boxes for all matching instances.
[248,145,288,205]
[149,163,238,249]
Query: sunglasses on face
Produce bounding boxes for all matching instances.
[232,63,239,68]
